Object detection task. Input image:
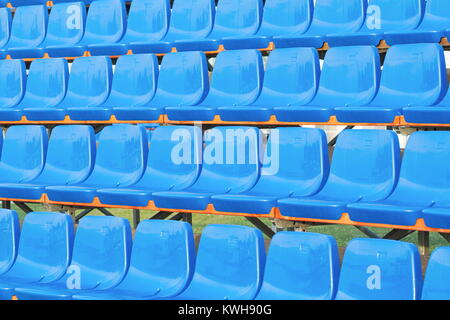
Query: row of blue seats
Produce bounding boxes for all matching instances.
[0,210,447,300]
[0,44,448,124]
[1,124,450,230]
[2,0,450,59]
[3,1,95,7]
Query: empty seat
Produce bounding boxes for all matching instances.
[255,232,340,300]
[0,212,73,300]
[0,8,11,50]
[422,203,450,229]
[274,0,366,49]
[211,127,329,215]
[45,125,147,204]
[274,45,380,123]
[335,239,422,300]
[218,48,319,122]
[0,59,26,111]
[347,131,450,226]
[421,246,450,300]
[97,126,201,207]
[278,129,400,221]
[73,220,195,300]
[170,224,265,300]
[10,0,48,5]
[166,50,263,122]
[335,43,447,123]
[113,51,208,121]
[0,126,95,200]
[152,126,261,211]
[15,216,132,300]
[0,210,19,276]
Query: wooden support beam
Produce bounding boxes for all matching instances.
[149,211,173,220]
[13,201,33,214]
[383,229,415,241]
[132,209,140,229]
[354,226,380,239]
[418,231,430,256]
[245,217,275,238]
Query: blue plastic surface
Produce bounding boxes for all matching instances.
[0,8,11,50]
[0,59,26,109]
[421,246,450,300]
[0,210,19,277]
[278,129,400,221]
[335,239,422,300]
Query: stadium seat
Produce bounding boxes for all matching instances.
[113,51,208,121]
[97,126,201,207]
[217,47,319,122]
[421,246,450,300]
[15,216,132,300]
[0,210,19,276]
[0,5,48,59]
[170,224,265,300]
[45,124,147,204]
[335,43,447,123]
[335,239,422,300]
[73,220,195,300]
[166,50,263,122]
[9,0,47,5]
[152,126,261,211]
[274,0,366,49]
[0,8,11,50]
[347,131,450,226]
[0,59,26,111]
[274,45,380,123]
[174,0,263,52]
[0,125,95,200]
[278,129,400,221]
[0,58,68,121]
[210,127,329,215]
[0,212,73,300]
[25,56,112,121]
[255,232,340,300]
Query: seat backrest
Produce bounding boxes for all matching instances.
[32,125,96,185]
[257,0,313,36]
[83,124,148,187]
[63,216,132,290]
[6,4,48,48]
[201,50,263,107]
[256,232,340,300]
[184,224,265,300]
[255,48,320,106]
[311,46,380,107]
[58,56,112,108]
[122,0,170,43]
[17,58,68,108]
[0,209,19,275]
[102,54,158,108]
[7,212,74,283]
[336,238,422,300]
[164,0,215,41]
[0,125,48,182]
[371,44,446,107]
[10,0,47,5]
[320,129,400,201]
[422,246,450,300]
[418,0,450,30]
[150,51,209,107]
[209,0,263,38]
[0,8,12,48]
[0,59,26,108]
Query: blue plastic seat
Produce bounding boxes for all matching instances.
[174,0,263,52]
[220,0,314,50]
[0,212,73,300]
[45,124,147,204]
[278,129,400,221]
[0,59,26,110]
[0,8,12,50]
[15,216,132,300]
[0,58,68,122]
[274,45,380,123]
[10,0,48,5]
[72,220,195,300]
[97,126,201,207]
[0,5,48,59]
[152,126,261,211]
[421,246,450,300]
[0,126,95,201]
[217,48,320,122]
[24,56,112,121]
[211,127,329,215]
[0,210,19,277]
[274,0,366,49]
[335,43,447,123]
[255,232,339,300]
[347,131,450,227]
[113,51,208,121]
[170,224,265,300]
[166,50,263,122]
[68,54,157,121]
[335,239,422,300]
